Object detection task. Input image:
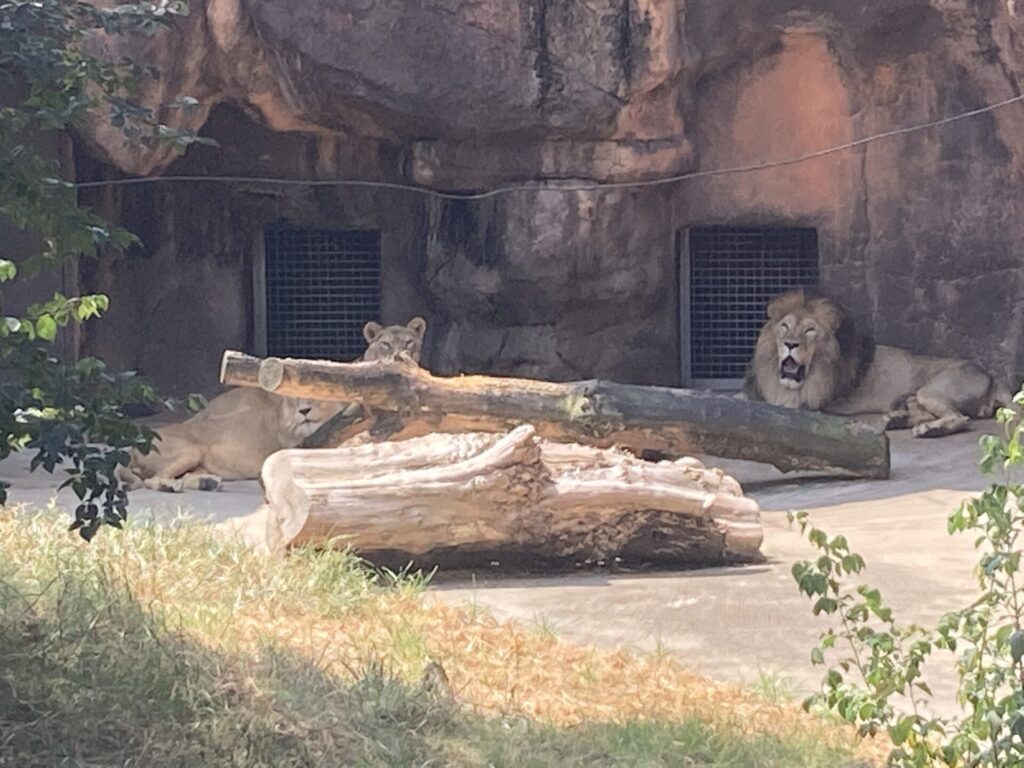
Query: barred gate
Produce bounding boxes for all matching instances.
[681,226,819,388]
[261,227,381,362]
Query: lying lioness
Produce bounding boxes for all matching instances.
[742,289,1010,437]
[119,317,426,492]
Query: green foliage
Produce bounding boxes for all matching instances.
[0,1,210,537]
[790,390,1024,766]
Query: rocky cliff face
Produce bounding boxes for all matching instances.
[77,1,1024,393]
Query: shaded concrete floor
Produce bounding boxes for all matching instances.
[1,451,263,523]
[0,421,1000,714]
[0,411,265,523]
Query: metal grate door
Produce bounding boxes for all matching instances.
[684,227,818,386]
[264,227,381,361]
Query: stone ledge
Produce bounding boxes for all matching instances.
[411,136,695,188]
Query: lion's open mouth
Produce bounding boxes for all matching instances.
[779,356,807,384]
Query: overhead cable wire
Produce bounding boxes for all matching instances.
[72,92,1024,200]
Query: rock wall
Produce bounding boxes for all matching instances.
[678,1,1024,380]
[71,0,1024,394]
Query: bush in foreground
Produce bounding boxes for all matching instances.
[792,392,1024,766]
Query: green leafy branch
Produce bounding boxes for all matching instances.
[0,1,210,538]
[790,393,1024,766]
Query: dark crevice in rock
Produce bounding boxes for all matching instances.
[527,0,560,109]
[440,199,478,251]
[615,1,653,88]
[616,0,635,84]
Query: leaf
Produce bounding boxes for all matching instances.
[829,534,848,552]
[35,314,57,341]
[841,554,865,574]
[812,597,838,615]
[78,520,100,542]
[1011,630,1024,663]
[1013,712,1024,740]
[986,710,1003,737]
[186,393,208,413]
[0,260,16,282]
[890,715,915,746]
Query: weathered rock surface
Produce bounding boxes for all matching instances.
[74,1,1024,396]
[84,0,690,178]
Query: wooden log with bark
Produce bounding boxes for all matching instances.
[235,424,763,568]
[220,351,891,478]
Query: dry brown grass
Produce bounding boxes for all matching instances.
[0,506,886,766]
[235,596,870,743]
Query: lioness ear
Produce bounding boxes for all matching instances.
[766,290,804,321]
[406,316,427,338]
[363,321,384,344]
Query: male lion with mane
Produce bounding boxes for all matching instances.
[119,317,426,492]
[742,289,1010,437]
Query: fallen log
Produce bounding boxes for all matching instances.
[220,351,890,478]
[241,424,763,568]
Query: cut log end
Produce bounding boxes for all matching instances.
[258,357,285,393]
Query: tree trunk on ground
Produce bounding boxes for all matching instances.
[220,351,891,478]
[241,425,763,569]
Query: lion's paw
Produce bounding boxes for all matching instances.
[912,416,969,438]
[145,477,185,493]
[190,475,222,492]
[884,411,911,431]
[912,422,939,438]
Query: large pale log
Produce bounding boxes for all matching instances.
[244,424,763,568]
[220,351,890,479]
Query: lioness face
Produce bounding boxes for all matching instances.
[771,311,825,390]
[277,396,343,443]
[362,317,427,363]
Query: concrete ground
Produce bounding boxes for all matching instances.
[0,421,1000,714]
[1,451,263,523]
[433,423,999,715]
[1,411,264,524]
